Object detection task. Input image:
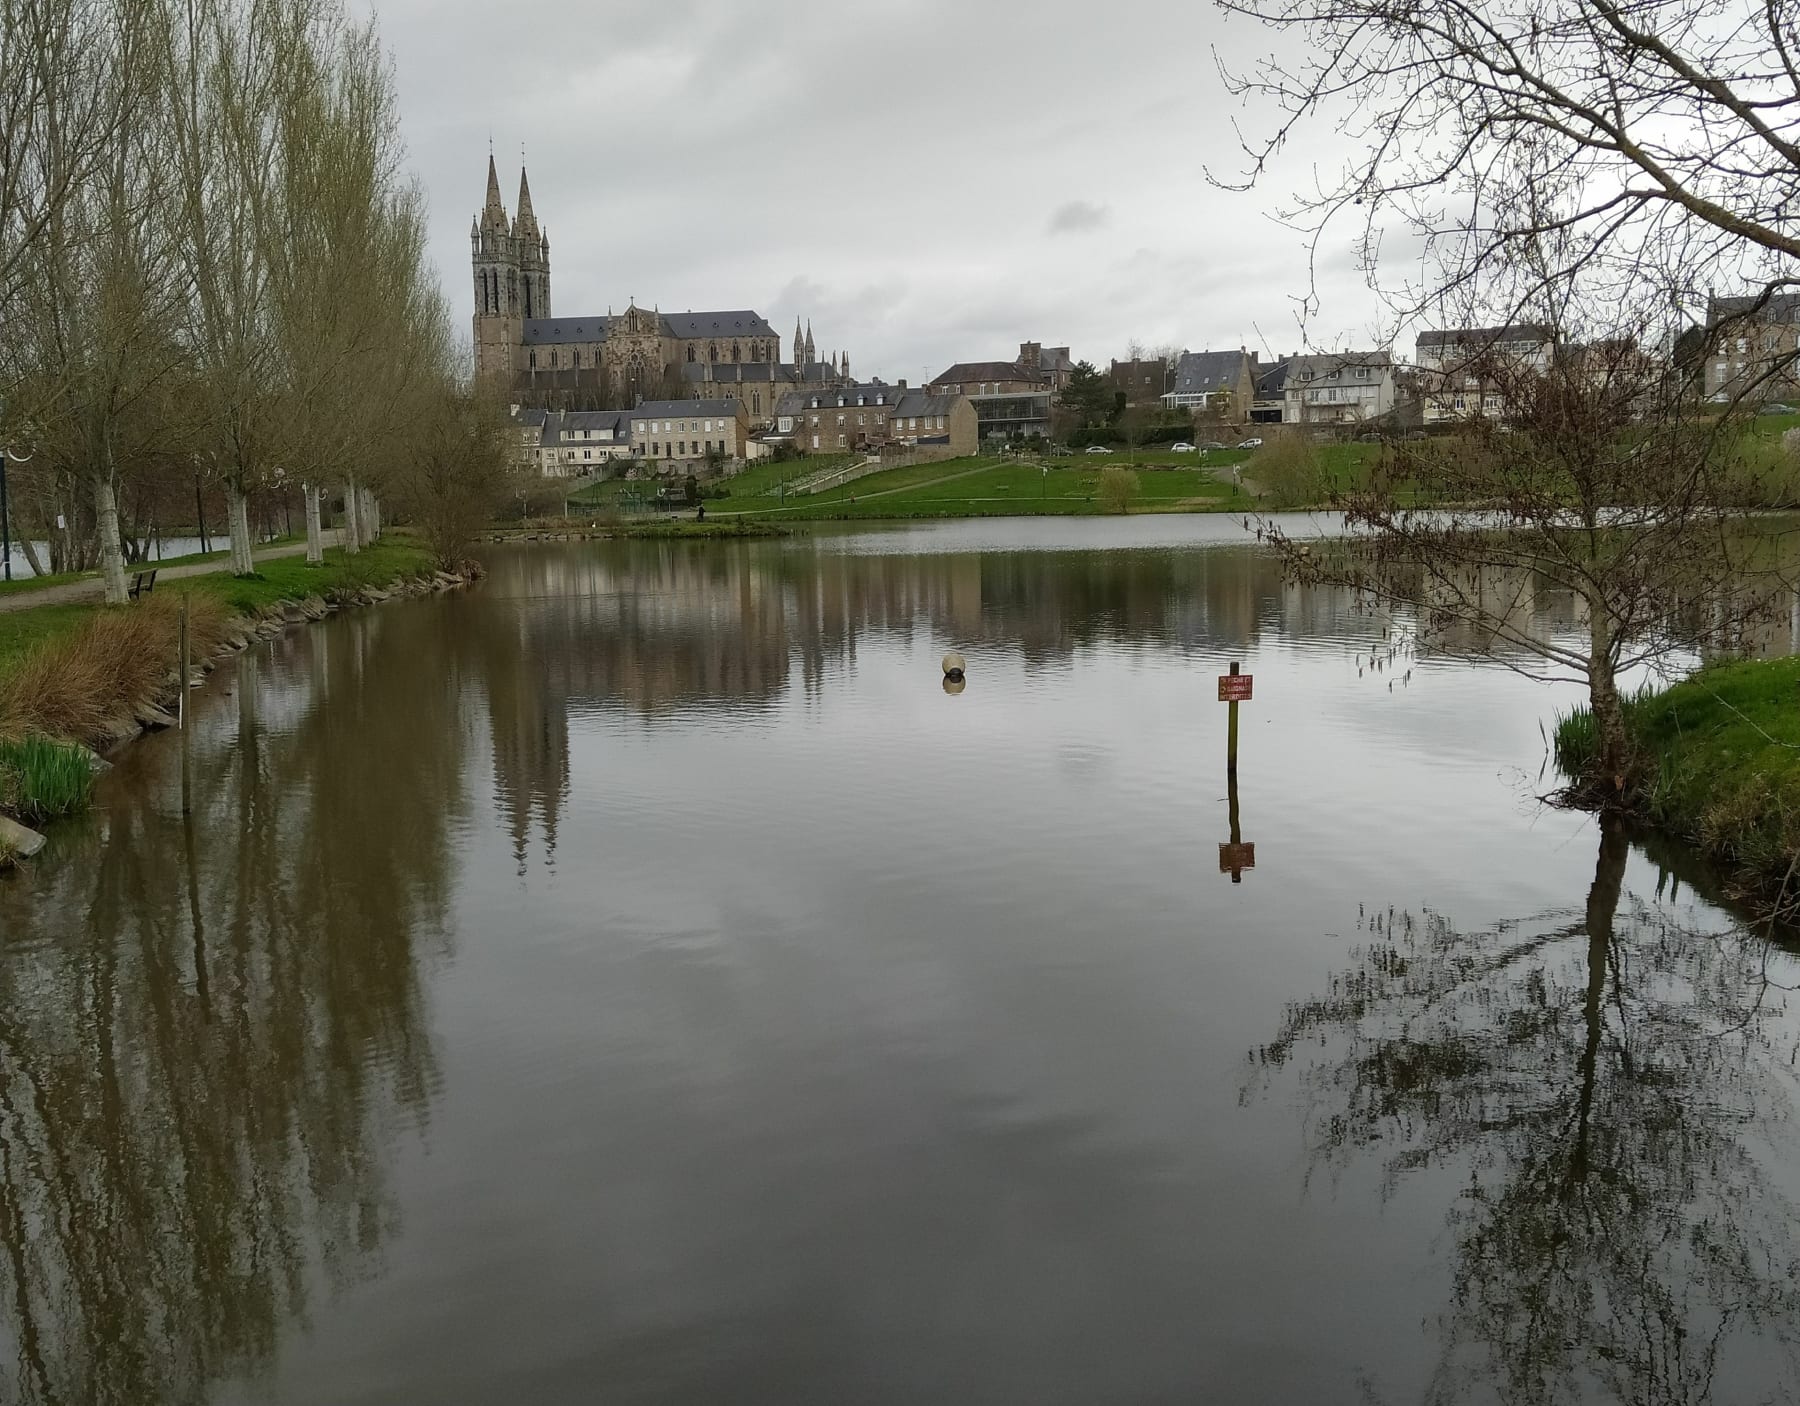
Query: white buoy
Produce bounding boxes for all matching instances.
[941,650,966,680]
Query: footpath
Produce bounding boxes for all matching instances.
[0,532,344,613]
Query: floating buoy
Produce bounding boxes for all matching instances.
[941,651,966,682]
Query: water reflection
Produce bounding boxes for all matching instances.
[1247,824,1800,1404]
[0,609,461,1406]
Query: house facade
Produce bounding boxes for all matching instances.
[774,384,977,456]
[1704,293,1800,403]
[1283,352,1397,425]
[1414,324,1556,422]
[626,400,749,469]
[510,408,632,477]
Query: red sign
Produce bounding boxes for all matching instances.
[1218,673,1253,702]
[1218,842,1256,873]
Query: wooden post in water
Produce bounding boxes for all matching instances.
[179,596,191,816]
[1226,661,1241,781]
[1217,661,1255,882]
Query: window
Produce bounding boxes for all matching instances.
[857,415,865,427]
[529,351,537,369]
[811,434,819,449]
[1354,367,1369,380]
[837,415,846,427]
[584,450,592,460]
[837,434,846,447]
[704,420,713,433]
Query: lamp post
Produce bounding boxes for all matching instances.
[0,397,25,582]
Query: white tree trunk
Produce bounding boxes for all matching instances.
[226,484,255,576]
[304,482,324,563]
[361,487,379,543]
[343,477,362,555]
[94,471,130,606]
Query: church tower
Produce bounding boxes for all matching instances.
[471,154,521,380]
[514,165,551,321]
[803,320,816,366]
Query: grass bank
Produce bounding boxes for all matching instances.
[1555,656,1800,900]
[0,539,443,840]
[491,518,788,541]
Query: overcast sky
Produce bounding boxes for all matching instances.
[369,0,1388,378]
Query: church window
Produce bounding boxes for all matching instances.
[732,343,741,362]
[687,346,695,362]
[710,343,718,362]
[529,351,537,369]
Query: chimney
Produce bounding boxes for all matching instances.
[898,378,908,389]
[1019,341,1041,374]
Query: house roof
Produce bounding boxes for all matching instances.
[1168,349,1254,396]
[1707,292,1800,325]
[1416,324,1555,350]
[892,391,960,418]
[629,399,744,418]
[1253,360,1291,398]
[562,410,627,432]
[1286,351,1393,390]
[930,360,1041,386]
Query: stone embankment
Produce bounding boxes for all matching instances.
[0,564,477,866]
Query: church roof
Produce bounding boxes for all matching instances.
[661,310,777,339]
[521,309,779,346]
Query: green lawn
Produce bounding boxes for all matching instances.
[0,534,306,598]
[0,540,437,677]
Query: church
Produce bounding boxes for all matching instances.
[472,158,848,417]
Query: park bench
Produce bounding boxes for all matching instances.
[127,569,157,600]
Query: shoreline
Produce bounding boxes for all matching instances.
[0,543,475,865]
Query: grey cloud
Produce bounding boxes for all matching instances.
[1048,200,1110,235]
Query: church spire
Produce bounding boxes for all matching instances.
[483,153,506,223]
[516,165,539,239]
[804,320,815,365]
[794,316,803,366]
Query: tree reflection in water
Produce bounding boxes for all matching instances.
[1248,820,1800,1405]
[0,613,459,1406]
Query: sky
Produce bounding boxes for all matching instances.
[369,0,1389,380]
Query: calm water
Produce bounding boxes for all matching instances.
[3,516,1799,1405]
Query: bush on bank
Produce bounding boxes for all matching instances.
[1555,655,1800,897]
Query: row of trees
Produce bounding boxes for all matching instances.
[0,0,508,600]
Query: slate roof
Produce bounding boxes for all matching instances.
[931,360,1041,386]
[1168,350,1254,397]
[1416,324,1555,350]
[1286,351,1393,390]
[1254,360,1291,399]
[628,400,744,419]
[1707,292,1800,325]
[521,309,777,346]
[892,391,960,418]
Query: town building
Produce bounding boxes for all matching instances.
[1283,351,1397,425]
[1163,349,1258,418]
[1250,358,1291,424]
[1110,357,1171,406]
[626,400,750,469]
[510,408,632,477]
[1703,293,1800,403]
[772,383,979,457]
[927,342,1072,442]
[1414,324,1556,422]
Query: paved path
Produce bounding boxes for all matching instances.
[0,531,345,612]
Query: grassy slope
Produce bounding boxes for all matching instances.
[0,534,305,598]
[1555,656,1800,888]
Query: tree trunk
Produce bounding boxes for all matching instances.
[15,532,46,578]
[304,483,324,564]
[343,477,362,555]
[361,487,379,543]
[1586,596,1629,797]
[225,484,255,576]
[94,472,130,606]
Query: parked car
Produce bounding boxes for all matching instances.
[1198,441,1227,451]
[1237,437,1264,450]
[1761,403,1798,415]
[1170,442,1196,453]
[1084,445,1115,455]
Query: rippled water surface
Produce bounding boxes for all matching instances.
[4,516,1800,1405]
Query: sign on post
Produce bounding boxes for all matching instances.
[1218,842,1256,876]
[1217,672,1253,702]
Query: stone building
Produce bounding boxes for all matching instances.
[1163,349,1258,418]
[774,383,978,456]
[472,158,842,403]
[1704,293,1800,403]
[1282,351,1397,425]
[627,399,750,469]
[1414,324,1556,422]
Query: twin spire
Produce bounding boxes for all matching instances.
[474,155,545,249]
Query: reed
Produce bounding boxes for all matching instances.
[0,735,95,823]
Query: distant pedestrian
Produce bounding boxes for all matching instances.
[696,502,706,522]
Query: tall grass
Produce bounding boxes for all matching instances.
[0,594,230,747]
[1248,436,1326,508]
[0,735,95,822]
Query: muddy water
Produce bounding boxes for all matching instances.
[3,516,1798,1405]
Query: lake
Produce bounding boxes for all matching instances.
[3,515,1798,1405]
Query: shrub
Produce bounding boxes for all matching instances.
[0,735,95,822]
[0,594,230,747]
[1248,436,1326,507]
[1097,468,1140,514]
